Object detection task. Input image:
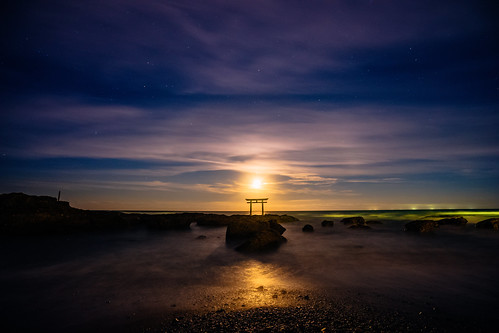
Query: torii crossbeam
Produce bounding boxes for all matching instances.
[246,198,268,215]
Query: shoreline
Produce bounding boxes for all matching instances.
[2,193,499,332]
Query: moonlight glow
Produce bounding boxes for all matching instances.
[1,0,498,210]
[251,178,263,190]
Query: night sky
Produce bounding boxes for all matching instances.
[1,0,498,210]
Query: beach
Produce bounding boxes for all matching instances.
[1,210,499,332]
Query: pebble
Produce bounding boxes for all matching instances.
[145,301,480,333]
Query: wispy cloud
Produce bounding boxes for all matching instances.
[2,0,498,209]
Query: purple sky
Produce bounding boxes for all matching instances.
[1,0,498,210]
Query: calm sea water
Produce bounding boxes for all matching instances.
[1,210,498,331]
[126,209,499,224]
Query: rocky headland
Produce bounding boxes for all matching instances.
[0,193,297,235]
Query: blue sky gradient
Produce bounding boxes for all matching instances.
[1,0,498,210]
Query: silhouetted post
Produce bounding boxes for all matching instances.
[57,190,61,202]
[245,198,268,215]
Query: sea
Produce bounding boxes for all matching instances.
[1,210,498,331]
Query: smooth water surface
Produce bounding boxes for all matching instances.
[1,210,498,331]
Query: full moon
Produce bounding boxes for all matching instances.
[251,178,263,189]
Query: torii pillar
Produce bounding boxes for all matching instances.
[246,198,268,215]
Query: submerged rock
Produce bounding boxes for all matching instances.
[341,216,372,230]
[348,224,371,230]
[341,217,365,225]
[321,220,334,227]
[405,220,438,233]
[302,224,314,232]
[437,217,468,226]
[475,218,499,230]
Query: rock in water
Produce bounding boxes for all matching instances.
[227,220,273,241]
[475,218,499,230]
[321,220,334,227]
[302,224,314,232]
[437,217,468,225]
[269,219,286,234]
[341,216,365,225]
[235,229,287,252]
[348,224,371,230]
[405,220,437,233]
[226,218,287,252]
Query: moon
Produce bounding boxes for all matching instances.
[251,178,263,189]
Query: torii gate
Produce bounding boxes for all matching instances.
[246,198,268,215]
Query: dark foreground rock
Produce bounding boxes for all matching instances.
[475,218,499,230]
[226,218,287,252]
[341,216,365,225]
[405,220,438,233]
[302,224,314,232]
[321,220,334,227]
[437,217,468,226]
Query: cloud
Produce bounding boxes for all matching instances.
[4,98,498,193]
[2,0,498,209]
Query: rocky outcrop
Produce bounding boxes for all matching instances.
[437,217,468,226]
[0,192,132,233]
[226,218,287,252]
[475,218,499,230]
[321,220,334,227]
[302,224,314,232]
[341,216,365,225]
[404,220,438,233]
[2,193,297,234]
[197,214,298,227]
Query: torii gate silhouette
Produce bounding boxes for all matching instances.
[245,198,268,215]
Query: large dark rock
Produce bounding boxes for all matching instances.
[235,229,287,252]
[226,218,287,252]
[302,224,314,232]
[321,220,334,227]
[405,220,438,233]
[437,217,468,226]
[226,219,285,241]
[475,218,499,230]
[341,216,365,225]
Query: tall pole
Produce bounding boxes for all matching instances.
[249,201,253,215]
[261,201,264,215]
